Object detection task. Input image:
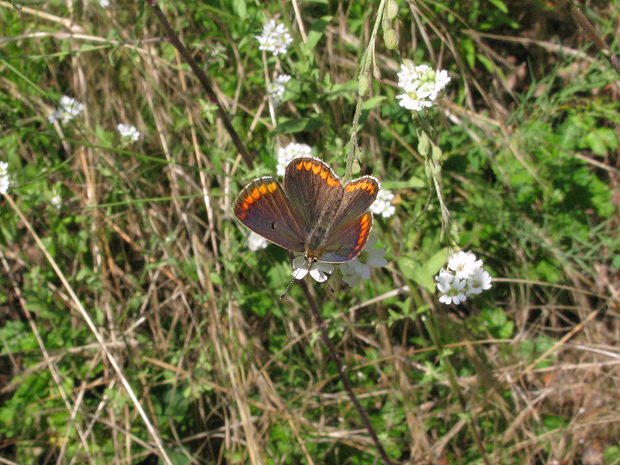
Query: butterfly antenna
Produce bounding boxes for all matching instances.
[280,276,297,299]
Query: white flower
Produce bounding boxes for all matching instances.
[448,251,481,280]
[274,74,291,86]
[434,69,451,93]
[396,63,450,111]
[48,96,84,125]
[98,0,109,7]
[466,267,492,295]
[397,63,429,88]
[370,189,395,218]
[51,195,62,209]
[437,274,467,305]
[267,74,291,107]
[435,268,453,290]
[256,19,293,56]
[341,266,361,287]
[292,256,334,282]
[117,124,140,142]
[0,162,9,195]
[435,251,492,304]
[396,80,434,111]
[276,143,312,176]
[340,235,388,286]
[247,232,268,251]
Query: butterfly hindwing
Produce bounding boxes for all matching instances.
[318,211,373,262]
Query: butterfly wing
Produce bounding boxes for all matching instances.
[317,211,373,262]
[283,157,343,235]
[335,176,380,222]
[316,176,380,262]
[233,176,306,253]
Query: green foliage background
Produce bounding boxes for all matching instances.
[0,0,619,463]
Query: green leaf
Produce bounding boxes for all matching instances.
[361,96,386,110]
[305,16,332,52]
[232,0,246,19]
[583,128,617,156]
[488,0,508,13]
[397,248,447,293]
[272,118,324,135]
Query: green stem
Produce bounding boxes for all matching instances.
[345,0,388,180]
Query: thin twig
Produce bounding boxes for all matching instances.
[300,281,394,465]
[145,0,254,169]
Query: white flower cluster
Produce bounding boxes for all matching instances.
[0,162,9,195]
[247,231,268,252]
[98,0,109,7]
[435,251,492,305]
[292,235,387,286]
[48,96,85,125]
[370,189,395,218]
[267,74,291,107]
[256,19,293,56]
[396,63,451,111]
[117,124,140,142]
[276,143,312,176]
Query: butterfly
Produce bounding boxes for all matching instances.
[234,157,379,280]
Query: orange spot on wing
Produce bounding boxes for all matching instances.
[346,179,378,194]
[267,182,277,192]
[327,177,338,187]
[259,184,267,195]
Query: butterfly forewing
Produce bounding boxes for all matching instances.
[332,176,380,224]
[284,157,344,235]
[233,176,306,252]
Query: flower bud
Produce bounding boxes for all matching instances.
[358,75,369,96]
[386,0,399,22]
[384,28,398,50]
